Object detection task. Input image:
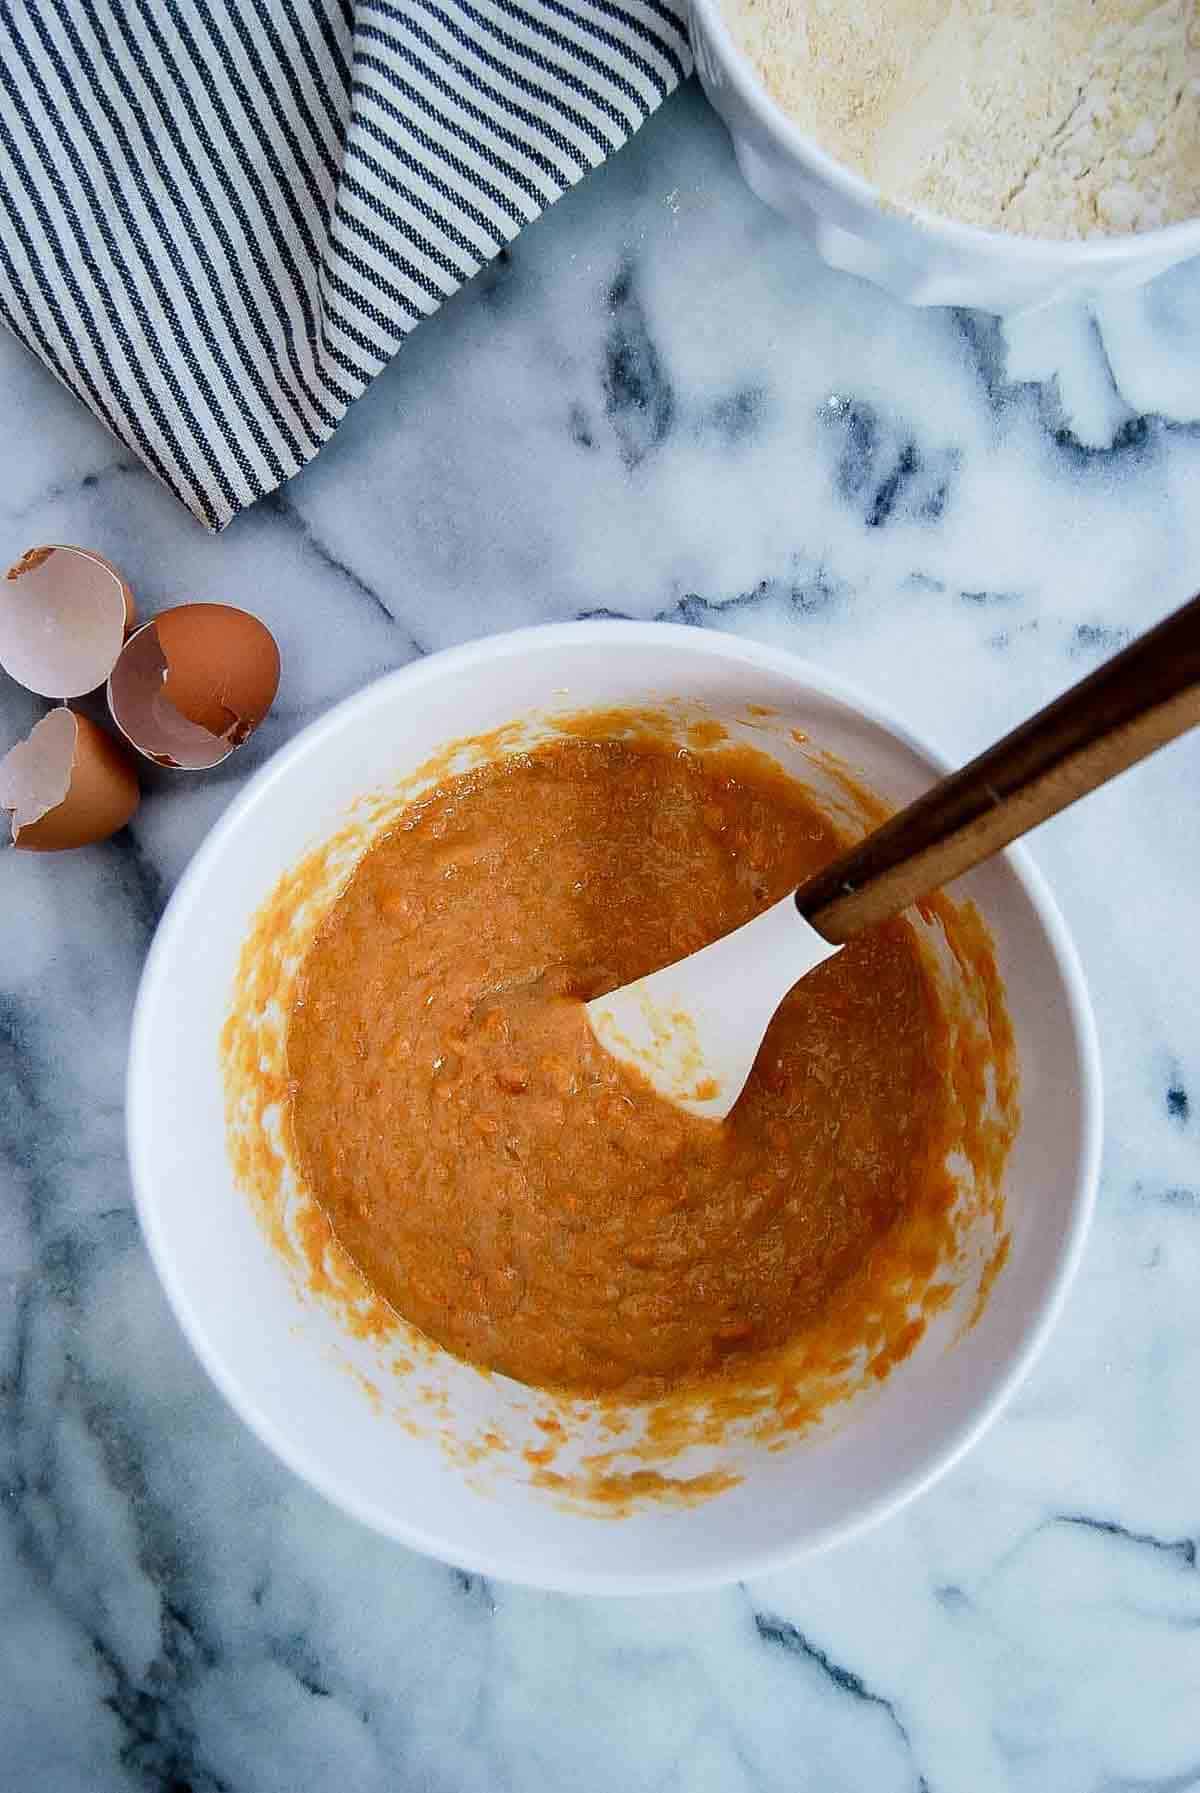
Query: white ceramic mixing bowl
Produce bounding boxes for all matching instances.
[690,0,1200,313]
[127,623,1101,1593]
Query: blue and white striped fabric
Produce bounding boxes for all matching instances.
[0,0,690,528]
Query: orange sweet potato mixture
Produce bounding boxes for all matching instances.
[287,735,979,1400]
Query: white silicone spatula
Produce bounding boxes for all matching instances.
[587,591,1200,1120]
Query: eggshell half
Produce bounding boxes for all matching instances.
[156,604,280,742]
[107,604,280,770]
[1,545,135,699]
[0,707,140,850]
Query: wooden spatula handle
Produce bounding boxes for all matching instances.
[797,591,1200,945]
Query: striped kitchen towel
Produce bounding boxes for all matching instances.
[0,0,690,529]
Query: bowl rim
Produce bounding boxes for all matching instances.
[127,619,1103,1594]
[689,0,1200,262]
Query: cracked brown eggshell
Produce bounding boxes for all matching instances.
[0,706,140,850]
[0,545,135,698]
[108,603,281,770]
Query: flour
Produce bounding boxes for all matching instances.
[721,0,1200,237]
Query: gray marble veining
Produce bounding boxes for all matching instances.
[3,83,1200,1793]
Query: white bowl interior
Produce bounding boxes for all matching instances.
[128,624,1100,1593]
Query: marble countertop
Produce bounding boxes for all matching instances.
[4,82,1200,1793]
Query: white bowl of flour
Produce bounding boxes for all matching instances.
[691,0,1200,312]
